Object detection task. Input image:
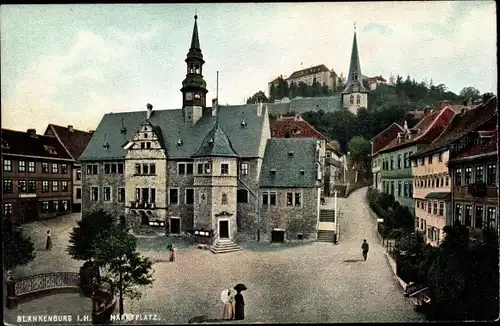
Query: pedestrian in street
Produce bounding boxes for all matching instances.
[233,284,247,320]
[221,288,234,320]
[361,239,369,261]
[46,229,52,250]
[169,244,176,262]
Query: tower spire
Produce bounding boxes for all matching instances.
[343,25,367,93]
[190,14,201,53]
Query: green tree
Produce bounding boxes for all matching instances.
[3,219,36,270]
[246,91,270,104]
[459,86,481,103]
[96,225,154,318]
[347,136,371,170]
[67,209,115,262]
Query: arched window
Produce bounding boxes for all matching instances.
[237,189,248,203]
[350,95,354,104]
[356,95,361,104]
[195,65,200,74]
[353,73,358,81]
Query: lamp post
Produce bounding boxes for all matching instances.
[333,189,339,244]
[119,253,126,318]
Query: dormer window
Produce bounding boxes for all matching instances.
[177,139,183,147]
[43,145,57,155]
[120,127,127,135]
[300,169,306,175]
[144,133,148,138]
[288,151,294,157]
[270,169,277,175]
[103,142,109,150]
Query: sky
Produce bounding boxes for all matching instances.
[1,2,497,132]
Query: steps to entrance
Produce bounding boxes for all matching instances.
[319,209,335,223]
[316,230,335,243]
[210,240,242,254]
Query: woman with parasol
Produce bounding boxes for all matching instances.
[233,283,247,320]
[220,288,234,320]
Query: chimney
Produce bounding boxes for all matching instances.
[212,98,218,117]
[27,129,37,137]
[257,100,262,116]
[146,103,153,120]
[294,112,301,121]
[67,125,74,132]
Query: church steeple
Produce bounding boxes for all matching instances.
[343,25,367,93]
[181,14,208,124]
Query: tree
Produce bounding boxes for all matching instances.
[3,219,36,270]
[481,92,495,103]
[347,136,371,170]
[96,225,154,318]
[246,91,270,104]
[67,209,115,262]
[459,86,481,103]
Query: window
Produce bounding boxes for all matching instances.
[465,204,472,226]
[455,204,462,223]
[4,179,13,194]
[475,205,484,228]
[53,201,59,212]
[134,163,140,175]
[41,201,49,213]
[61,164,68,174]
[91,187,99,201]
[403,153,408,168]
[397,181,402,197]
[118,163,124,174]
[270,192,277,205]
[349,95,354,104]
[178,163,186,175]
[146,142,151,149]
[197,163,204,175]
[52,181,59,192]
[390,157,394,170]
[103,187,111,201]
[86,164,98,175]
[62,200,68,212]
[28,161,35,173]
[464,167,472,185]
[403,182,409,197]
[42,181,49,193]
[151,188,156,203]
[433,201,437,215]
[487,164,496,186]
[475,166,484,183]
[76,168,82,180]
[487,207,497,228]
[169,188,179,204]
[240,163,249,175]
[221,193,228,204]
[455,168,462,186]
[18,161,26,172]
[4,203,13,217]
[142,164,149,175]
[287,193,293,206]
[110,163,117,174]
[117,188,125,202]
[390,181,395,195]
[149,163,156,175]
[221,163,229,175]
[428,155,433,164]
[186,163,193,175]
[294,193,302,207]
[42,162,49,173]
[439,202,444,216]
[76,188,82,199]
[397,154,402,169]
[262,192,269,205]
[52,163,58,174]
[18,180,27,193]
[204,162,212,174]
[427,201,431,213]
[104,164,111,174]
[440,177,443,187]
[356,95,360,104]
[237,189,248,203]
[28,180,36,193]
[60,181,68,192]
[185,188,194,204]
[135,188,141,201]
[141,142,145,149]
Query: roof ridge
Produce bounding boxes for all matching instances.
[413,107,454,142]
[50,124,93,134]
[371,122,404,141]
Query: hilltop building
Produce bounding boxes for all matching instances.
[79,16,325,247]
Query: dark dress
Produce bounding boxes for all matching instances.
[46,235,52,250]
[234,293,245,320]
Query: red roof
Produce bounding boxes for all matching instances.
[270,115,327,140]
[378,106,456,153]
[414,97,497,157]
[1,128,73,160]
[450,129,497,161]
[371,122,404,154]
[44,124,94,161]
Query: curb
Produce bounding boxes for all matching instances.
[385,252,408,291]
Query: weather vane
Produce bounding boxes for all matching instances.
[354,22,356,31]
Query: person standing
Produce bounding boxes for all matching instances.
[361,239,369,261]
[169,244,176,262]
[46,230,52,250]
[221,289,234,320]
[234,286,246,320]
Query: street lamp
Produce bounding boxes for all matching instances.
[333,189,339,244]
[119,253,126,318]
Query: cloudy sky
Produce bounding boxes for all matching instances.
[1,2,497,132]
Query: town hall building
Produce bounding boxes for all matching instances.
[79,15,324,248]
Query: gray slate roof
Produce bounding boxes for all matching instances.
[290,96,341,113]
[259,138,319,188]
[192,120,239,158]
[79,104,267,161]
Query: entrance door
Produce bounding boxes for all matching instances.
[219,220,229,239]
[170,218,181,234]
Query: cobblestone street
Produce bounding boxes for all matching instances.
[4,188,424,323]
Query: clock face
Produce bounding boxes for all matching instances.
[353,85,359,92]
[185,92,193,101]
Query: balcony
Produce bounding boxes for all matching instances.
[467,182,487,197]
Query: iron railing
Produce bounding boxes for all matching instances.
[14,272,79,295]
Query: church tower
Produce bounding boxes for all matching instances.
[181,15,208,125]
[342,25,369,114]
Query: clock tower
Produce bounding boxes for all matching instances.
[341,25,369,115]
[181,15,208,125]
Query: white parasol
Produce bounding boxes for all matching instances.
[220,289,231,304]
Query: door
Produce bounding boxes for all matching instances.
[170,218,181,234]
[219,220,229,239]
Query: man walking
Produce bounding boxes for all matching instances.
[361,239,369,261]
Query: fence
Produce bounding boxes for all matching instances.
[385,240,398,261]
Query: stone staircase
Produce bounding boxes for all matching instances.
[210,239,242,254]
[317,230,335,243]
[319,209,335,223]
